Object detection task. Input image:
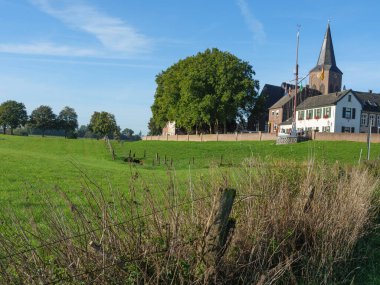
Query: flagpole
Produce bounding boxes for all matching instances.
[292,26,300,136]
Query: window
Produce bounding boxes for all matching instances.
[271,111,274,116]
[342,107,356,119]
[298,110,305,120]
[314,108,322,119]
[306,109,313,119]
[348,95,352,102]
[361,114,368,126]
[322,126,330,132]
[323,107,331,118]
[276,110,279,117]
[377,115,380,127]
[341,126,353,133]
[369,114,376,126]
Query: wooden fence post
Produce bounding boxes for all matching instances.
[201,188,236,283]
[105,137,115,160]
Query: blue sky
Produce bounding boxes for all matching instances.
[0,0,379,134]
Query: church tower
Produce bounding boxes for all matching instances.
[309,23,343,94]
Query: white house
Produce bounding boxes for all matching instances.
[355,91,380,133]
[294,90,362,133]
[162,121,176,136]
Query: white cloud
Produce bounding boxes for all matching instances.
[237,0,266,43]
[31,0,151,55]
[0,42,98,57]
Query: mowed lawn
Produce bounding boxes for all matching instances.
[1,134,380,214]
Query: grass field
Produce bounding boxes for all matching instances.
[1,135,380,283]
[1,134,379,209]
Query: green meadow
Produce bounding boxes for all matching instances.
[1,134,378,213]
[1,134,378,189]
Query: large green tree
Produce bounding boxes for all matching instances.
[88,111,119,138]
[149,48,259,134]
[0,100,28,135]
[29,105,56,137]
[58,106,78,138]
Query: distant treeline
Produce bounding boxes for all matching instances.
[0,100,140,140]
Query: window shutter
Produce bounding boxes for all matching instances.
[341,126,344,132]
[351,127,355,133]
[352,108,356,119]
[342,107,346,118]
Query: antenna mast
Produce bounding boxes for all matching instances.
[292,25,300,136]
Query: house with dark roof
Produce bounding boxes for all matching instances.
[295,90,361,133]
[268,86,320,133]
[353,91,380,133]
[249,83,292,132]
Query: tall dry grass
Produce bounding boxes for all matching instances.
[0,159,378,284]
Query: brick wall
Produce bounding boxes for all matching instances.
[145,132,380,143]
[314,132,380,143]
[144,132,277,142]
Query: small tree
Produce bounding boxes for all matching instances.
[88,111,119,138]
[0,100,28,135]
[121,128,134,137]
[29,105,56,137]
[58,106,78,138]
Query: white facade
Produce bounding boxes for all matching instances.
[296,106,336,132]
[295,91,362,133]
[163,121,176,136]
[334,92,361,132]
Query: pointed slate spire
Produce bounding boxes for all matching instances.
[317,23,336,66]
[311,23,342,74]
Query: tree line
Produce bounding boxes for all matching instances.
[0,100,139,140]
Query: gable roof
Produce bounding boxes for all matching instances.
[296,89,352,110]
[279,116,293,126]
[260,84,285,109]
[353,91,380,112]
[269,92,292,109]
[269,86,321,109]
[309,23,342,74]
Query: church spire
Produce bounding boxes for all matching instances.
[313,23,342,74]
[309,23,343,94]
